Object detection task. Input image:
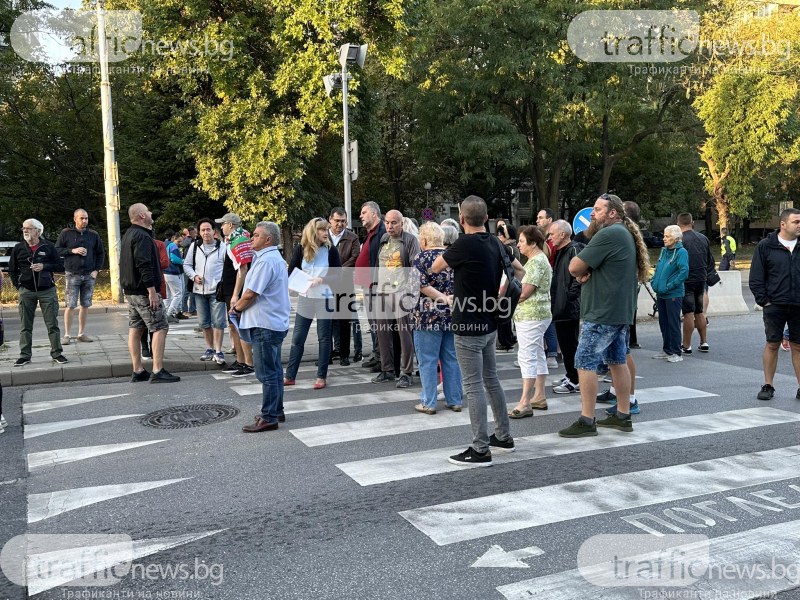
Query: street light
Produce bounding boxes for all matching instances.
[424,182,431,204]
[323,43,368,229]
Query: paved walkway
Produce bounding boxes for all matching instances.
[0,301,374,387]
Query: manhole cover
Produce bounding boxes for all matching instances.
[141,404,240,429]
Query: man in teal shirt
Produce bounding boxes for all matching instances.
[559,194,645,438]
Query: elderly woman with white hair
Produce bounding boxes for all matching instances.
[410,221,463,414]
[8,218,68,366]
[651,224,689,362]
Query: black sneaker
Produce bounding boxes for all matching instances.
[363,357,379,369]
[131,369,150,382]
[150,369,181,383]
[559,419,598,438]
[52,355,68,365]
[221,361,243,374]
[396,374,412,388]
[339,357,350,366]
[448,447,492,467]
[596,413,633,432]
[698,342,709,353]
[681,345,692,355]
[757,384,775,401]
[372,371,394,383]
[796,388,800,400]
[231,365,255,378]
[596,389,617,404]
[353,352,363,362]
[489,433,515,453]
[13,357,31,367]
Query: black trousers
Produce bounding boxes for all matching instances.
[496,320,517,349]
[554,319,580,384]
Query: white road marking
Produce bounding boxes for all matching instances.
[292,386,717,447]
[27,440,168,472]
[472,545,545,568]
[399,445,800,546]
[231,372,377,395]
[24,415,145,440]
[338,407,800,486]
[25,529,226,596]
[23,394,131,414]
[496,519,800,599]
[28,479,188,523]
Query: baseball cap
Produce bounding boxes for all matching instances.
[215,213,242,225]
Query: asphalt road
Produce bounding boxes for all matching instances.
[2,306,800,600]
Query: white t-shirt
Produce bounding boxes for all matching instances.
[778,235,797,252]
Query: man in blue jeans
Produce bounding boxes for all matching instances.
[559,194,647,437]
[232,222,291,432]
[432,195,524,466]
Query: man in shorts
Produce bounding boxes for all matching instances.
[677,213,714,354]
[119,203,180,383]
[559,194,645,437]
[749,208,800,401]
[56,208,104,343]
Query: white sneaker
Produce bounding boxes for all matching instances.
[547,357,558,369]
[0,414,6,428]
[666,354,684,363]
[553,380,580,394]
[652,352,670,359]
[551,376,569,387]
[513,360,520,367]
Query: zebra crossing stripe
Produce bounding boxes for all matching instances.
[28,479,188,523]
[231,372,377,395]
[399,445,800,546]
[24,415,145,440]
[27,440,169,471]
[23,394,131,414]
[496,518,800,599]
[290,386,717,447]
[338,407,800,486]
[284,390,418,415]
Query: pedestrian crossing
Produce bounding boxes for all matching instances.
[17,354,800,598]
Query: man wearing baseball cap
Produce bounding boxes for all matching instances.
[216,213,255,376]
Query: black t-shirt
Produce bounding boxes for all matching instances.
[443,232,511,336]
[221,251,238,296]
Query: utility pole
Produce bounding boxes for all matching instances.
[96,0,123,302]
[340,58,352,229]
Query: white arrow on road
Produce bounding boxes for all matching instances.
[471,544,544,568]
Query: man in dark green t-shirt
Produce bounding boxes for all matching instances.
[559,194,641,438]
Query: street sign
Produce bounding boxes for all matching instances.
[572,207,593,235]
[421,207,435,221]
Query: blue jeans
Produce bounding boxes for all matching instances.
[181,275,196,313]
[413,328,463,410]
[454,332,511,454]
[285,297,333,380]
[65,273,96,308]
[250,327,288,423]
[544,322,558,357]
[657,297,683,356]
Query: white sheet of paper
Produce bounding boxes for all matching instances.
[288,268,313,295]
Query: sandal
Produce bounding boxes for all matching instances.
[508,406,533,419]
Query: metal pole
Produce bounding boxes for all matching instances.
[97,0,123,302]
[341,63,352,229]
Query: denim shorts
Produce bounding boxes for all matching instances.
[65,273,96,308]
[574,322,630,371]
[194,293,227,329]
[127,294,169,332]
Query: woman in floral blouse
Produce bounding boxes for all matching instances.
[508,226,553,418]
[411,222,463,414]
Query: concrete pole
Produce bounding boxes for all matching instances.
[341,63,352,229]
[97,0,123,302]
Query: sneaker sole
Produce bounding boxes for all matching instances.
[447,458,493,467]
[597,422,633,432]
[490,445,515,454]
[552,388,578,394]
[757,395,773,401]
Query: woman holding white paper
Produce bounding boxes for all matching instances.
[284,218,342,389]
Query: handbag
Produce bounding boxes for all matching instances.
[706,270,721,287]
[215,281,226,302]
[494,237,522,325]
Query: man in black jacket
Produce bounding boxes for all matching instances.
[120,203,180,383]
[56,208,105,344]
[749,208,800,401]
[8,218,67,366]
[548,220,582,395]
[677,213,715,354]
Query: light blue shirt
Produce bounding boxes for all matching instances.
[240,246,290,332]
[301,246,333,299]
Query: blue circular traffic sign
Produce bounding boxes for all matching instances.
[421,207,435,221]
[572,207,593,235]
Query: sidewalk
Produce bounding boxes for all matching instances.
[0,300,374,387]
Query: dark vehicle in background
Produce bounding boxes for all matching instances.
[640,229,664,248]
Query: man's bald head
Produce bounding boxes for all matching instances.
[385,209,404,238]
[128,203,153,229]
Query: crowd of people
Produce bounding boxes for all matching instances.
[3,198,799,459]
